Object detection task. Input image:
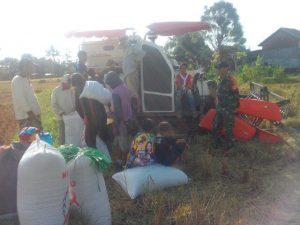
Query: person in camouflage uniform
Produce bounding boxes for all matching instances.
[212,61,240,152]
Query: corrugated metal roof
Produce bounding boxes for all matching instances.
[281,28,300,39]
[259,28,300,47]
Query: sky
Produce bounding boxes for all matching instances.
[0,0,299,59]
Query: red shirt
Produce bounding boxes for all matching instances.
[175,73,193,89]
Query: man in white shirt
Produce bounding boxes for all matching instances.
[11,58,42,130]
[51,74,76,144]
[193,70,210,116]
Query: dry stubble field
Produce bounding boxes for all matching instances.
[1,78,300,225]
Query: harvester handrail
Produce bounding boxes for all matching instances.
[249,82,290,119]
[249,82,288,102]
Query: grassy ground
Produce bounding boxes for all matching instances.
[1,78,300,225]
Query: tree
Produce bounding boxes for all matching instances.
[164,32,212,68]
[0,57,19,80]
[201,1,246,58]
[46,45,60,62]
[46,46,60,74]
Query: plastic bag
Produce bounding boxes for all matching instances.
[39,131,53,145]
[58,145,80,163]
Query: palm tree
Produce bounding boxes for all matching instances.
[46,45,60,74]
[46,45,60,62]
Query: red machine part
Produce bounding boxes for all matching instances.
[257,129,283,144]
[147,21,211,36]
[66,28,131,38]
[237,98,282,122]
[199,109,256,141]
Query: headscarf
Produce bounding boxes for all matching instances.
[18,127,53,145]
[19,127,39,144]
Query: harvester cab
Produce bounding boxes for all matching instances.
[66,22,211,118]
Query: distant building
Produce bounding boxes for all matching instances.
[253,28,300,70]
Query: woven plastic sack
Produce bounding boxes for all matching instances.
[68,154,111,225]
[112,164,189,199]
[17,140,69,225]
[79,81,112,105]
[81,133,111,160]
[96,137,111,161]
[63,111,84,147]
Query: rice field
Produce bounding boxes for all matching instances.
[1,78,300,225]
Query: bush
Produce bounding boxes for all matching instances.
[273,67,285,82]
[206,65,218,80]
[235,56,285,84]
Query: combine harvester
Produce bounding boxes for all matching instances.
[66,22,210,116]
[66,22,290,142]
[200,82,290,144]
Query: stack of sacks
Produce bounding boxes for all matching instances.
[58,145,112,225]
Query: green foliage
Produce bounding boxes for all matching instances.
[164,32,212,68]
[201,1,246,53]
[273,66,285,82]
[206,64,218,80]
[36,85,59,145]
[235,56,285,83]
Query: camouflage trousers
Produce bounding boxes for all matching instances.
[211,107,235,149]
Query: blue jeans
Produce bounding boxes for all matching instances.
[175,89,196,113]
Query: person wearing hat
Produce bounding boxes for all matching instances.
[76,50,88,79]
[211,61,240,154]
[11,57,42,130]
[51,74,76,144]
[192,69,211,116]
[175,63,196,118]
